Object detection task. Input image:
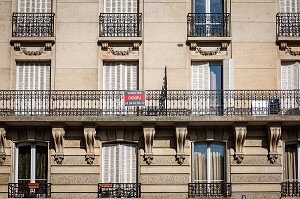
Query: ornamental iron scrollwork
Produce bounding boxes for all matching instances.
[99,13,142,37]
[12,13,55,37]
[276,13,300,37]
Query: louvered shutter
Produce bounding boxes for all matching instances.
[104,0,137,13]
[102,144,136,183]
[18,0,51,13]
[280,0,299,12]
[222,59,234,113]
[191,62,210,115]
[281,62,299,90]
[16,62,50,115]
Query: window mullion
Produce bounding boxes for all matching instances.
[31,144,36,183]
[207,144,211,183]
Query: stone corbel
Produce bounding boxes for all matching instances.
[143,126,155,165]
[280,42,287,51]
[132,42,140,51]
[14,42,21,51]
[0,128,6,165]
[190,42,198,51]
[175,125,188,165]
[45,42,52,51]
[52,128,65,164]
[84,128,96,165]
[233,124,247,164]
[221,42,229,51]
[101,42,109,51]
[268,124,281,164]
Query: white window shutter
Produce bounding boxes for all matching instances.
[223,59,234,90]
[191,62,210,90]
[18,0,51,13]
[104,0,137,13]
[281,62,299,90]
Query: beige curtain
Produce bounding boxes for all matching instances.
[285,144,297,182]
[193,143,224,183]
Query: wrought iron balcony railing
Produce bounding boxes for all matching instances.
[276,13,300,37]
[8,183,51,198]
[99,13,142,37]
[188,183,232,198]
[281,181,300,197]
[98,183,141,198]
[12,13,55,37]
[0,90,300,117]
[187,13,230,37]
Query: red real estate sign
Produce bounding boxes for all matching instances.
[124,91,145,106]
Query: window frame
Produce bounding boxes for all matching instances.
[284,142,300,182]
[14,142,49,184]
[191,141,227,183]
[101,142,138,184]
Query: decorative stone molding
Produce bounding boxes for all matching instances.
[279,43,300,56]
[100,42,141,52]
[13,41,53,52]
[143,126,155,165]
[19,47,46,56]
[190,42,229,54]
[268,124,281,164]
[233,124,247,164]
[52,128,65,164]
[84,128,96,165]
[175,126,187,165]
[0,128,6,165]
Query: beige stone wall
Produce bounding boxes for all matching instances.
[230,127,282,199]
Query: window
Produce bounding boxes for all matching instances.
[191,62,222,115]
[18,0,52,13]
[102,143,137,183]
[16,62,51,115]
[192,0,225,37]
[15,144,48,184]
[284,144,299,182]
[193,143,225,184]
[103,62,138,90]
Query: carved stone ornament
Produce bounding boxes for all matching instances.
[143,127,155,165]
[101,42,109,51]
[52,128,65,164]
[268,125,281,164]
[196,47,221,56]
[19,47,46,56]
[233,124,247,164]
[0,128,6,165]
[175,127,187,165]
[108,47,133,56]
[84,128,96,165]
[14,42,21,51]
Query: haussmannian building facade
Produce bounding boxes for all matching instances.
[0,0,300,198]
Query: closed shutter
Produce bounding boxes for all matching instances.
[18,0,52,13]
[102,143,137,183]
[191,62,210,115]
[104,62,138,90]
[281,62,299,90]
[104,0,137,13]
[16,62,50,115]
[280,0,300,12]
[191,62,210,90]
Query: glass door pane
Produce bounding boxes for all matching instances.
[18,145,31,184]
[193,144,208,182]
[210,143,225,182]
[35,145,48,183]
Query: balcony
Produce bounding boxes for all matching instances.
[99,13,142,37]
[188,183,232,198]
[12,13,55,37]
[8,183,51,198]
[276,13,300,51]
[98,183,141,198]
[0,90,300,117]
[281,181,300,197]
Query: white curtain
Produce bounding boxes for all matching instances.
[280,0,300,12]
